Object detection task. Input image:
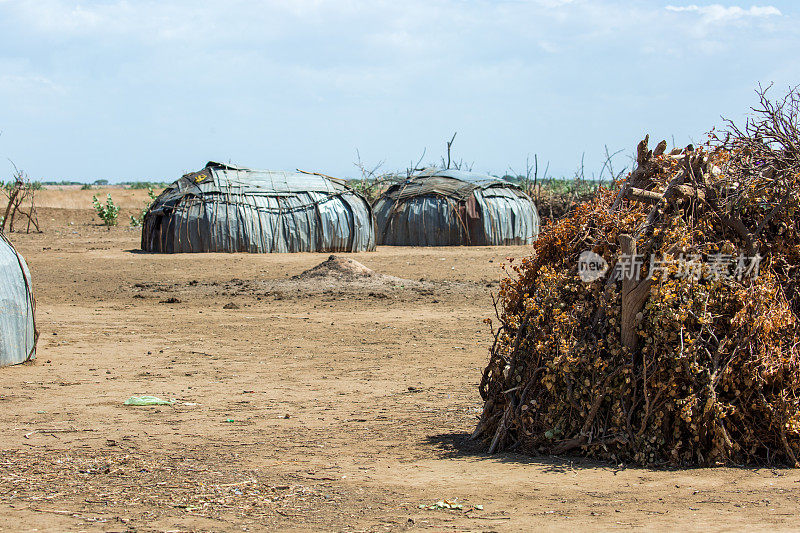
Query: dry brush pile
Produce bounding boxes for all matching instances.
[474,86,800,466]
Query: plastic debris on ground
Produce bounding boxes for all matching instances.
[123,395,174,406]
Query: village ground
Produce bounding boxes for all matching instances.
[0,188,798,532]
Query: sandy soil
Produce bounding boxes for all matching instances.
[35,187,160,210]
[0,197,798,532]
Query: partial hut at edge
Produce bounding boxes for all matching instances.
[141,162,376,253]
[0,232,37,367]
[373,168,539,246]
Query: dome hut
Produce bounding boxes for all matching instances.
[373,168,539,246]
[141,162,376,253]
[0,232,37,367]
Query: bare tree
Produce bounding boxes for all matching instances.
[350,150,405,203]
[437,132,472,171]
[598,145,627,183]
[509,154,540,200]
[2,161,40,233]
[445,132,457,169]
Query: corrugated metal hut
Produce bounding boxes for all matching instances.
[141,162,376,253]
[0,232,37,367]
[373,168,539,246]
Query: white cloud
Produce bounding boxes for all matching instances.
[665,4,782,23]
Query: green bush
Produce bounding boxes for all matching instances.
[3,180,44,191]
[92,194,120,226]
[129,187,158,227]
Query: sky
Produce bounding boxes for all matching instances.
[0,0,797,183]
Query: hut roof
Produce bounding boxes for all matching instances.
[196,162,347,193]
[141,162,376,253]
[382,168,522,201]
[150,162,348,216]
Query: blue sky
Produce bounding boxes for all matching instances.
[0,1,797,182]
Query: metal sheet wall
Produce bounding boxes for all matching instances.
[374,196,466,246]
[0,235,36,367]
[474,188,540,245]
[374,189,539,246]
[142,189,376,253]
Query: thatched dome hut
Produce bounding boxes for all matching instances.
[373,168,539,246]
[141,162,376,253]
[0,233,36,367]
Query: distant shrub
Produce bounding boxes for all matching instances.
[126,181,168,189]
[2,180,42,191]
[129,187,158,227]
[41,180,82,186]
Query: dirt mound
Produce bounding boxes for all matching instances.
[294,255,379,281]
[288,255,420,295]
[127,254,492,304]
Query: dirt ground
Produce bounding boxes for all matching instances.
[0,189,798,532]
